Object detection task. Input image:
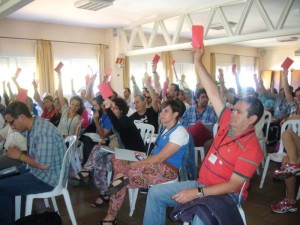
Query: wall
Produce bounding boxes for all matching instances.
[259,45,300,70]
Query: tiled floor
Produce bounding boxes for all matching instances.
[29,157,299,225]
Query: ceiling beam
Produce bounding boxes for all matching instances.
[117,0,300,56]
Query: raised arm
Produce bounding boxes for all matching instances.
[70,78,76,96]
[143,73,159,112]
[57,73,67,108]
[152,63,162,94]
[2,81,9,106]
[6,82,16,102]
[32,80,44,109]
[194,47,224,117]
[282,68,293,103]
[131,75,142,97]
[232,65,242,94]
[86,74,97,105]
[218,69,235,104]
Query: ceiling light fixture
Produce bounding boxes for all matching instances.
[74,0,115,11]
[210,21,237,31]
[277,37,298,42]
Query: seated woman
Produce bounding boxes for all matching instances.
[56,72,84,137]
[98,99,189,225]
[70,97,146,207]
[272,128,300,213]
[32,80,56,120]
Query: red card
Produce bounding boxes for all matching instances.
[54,62,64,73]
[232,64,237,74]
[17,88,28,103]
[192,25,204,48]
[281,57,294,69]
[97,82,113,99]
[152,54,160,64]
[85,74,91,85]
[15,68,22,78]
[172,60,176,65]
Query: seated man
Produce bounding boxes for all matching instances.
[0,101,66,225]
[143,46,264,225]
[272,128,300,213]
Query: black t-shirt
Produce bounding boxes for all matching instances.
[130,107,159,133]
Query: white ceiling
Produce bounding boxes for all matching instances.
[4,0,300,48]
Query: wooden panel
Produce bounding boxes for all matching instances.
[291,70,300,90]
[272,71,281,92]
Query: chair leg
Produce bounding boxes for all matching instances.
[15,196,21,221]
[51,197,59,213]
[62,190,77,225]
[25,196,34,216]
[128,188,139,216]
[259,156,271,189]
[296,184,300,201]
[44,198,50,208]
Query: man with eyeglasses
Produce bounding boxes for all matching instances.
[143,47,264,225]
[0,101,66,225]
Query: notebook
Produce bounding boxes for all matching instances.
[83,133,103,142]
[115,148,147,162]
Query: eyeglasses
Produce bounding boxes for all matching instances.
[9,118,16,126]
[145,96,151,99]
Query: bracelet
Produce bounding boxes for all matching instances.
[18,152,24,162]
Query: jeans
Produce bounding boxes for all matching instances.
[0,167,53,225]
[143,180,202,225]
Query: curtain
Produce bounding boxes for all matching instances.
[162,51,174,83]
[123,56,130,88]
[36,40,54,95]
[233,55,240,74]
[98,45,106,82]
[210,53,216,81]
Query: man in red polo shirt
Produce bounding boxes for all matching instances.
[142,46,264,225]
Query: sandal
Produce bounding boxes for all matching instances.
[105,176,129,195]
[90,195,109,208]
[96,219,117,225]
[69,171,91,186]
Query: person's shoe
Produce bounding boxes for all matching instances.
[271,198,298,213]
[274,162,300,177]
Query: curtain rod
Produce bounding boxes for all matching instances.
[212,52,257,58]
[0,36,109,48]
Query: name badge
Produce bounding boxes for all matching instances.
[208,153,217,165]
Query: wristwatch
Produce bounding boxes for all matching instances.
[197,187,204,198]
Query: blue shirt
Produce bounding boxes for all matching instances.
[28,117,66,187]
[99,114,113,138]
[181,105,217,127]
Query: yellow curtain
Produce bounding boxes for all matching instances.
[123,56,130,88]
[98,45,106,81]
[210,53,216,81]
[162,51,174,83]
[36,40,54,95]
[233,55,240,74]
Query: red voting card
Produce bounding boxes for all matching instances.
[172,60,176,65]
[15,68,22,78]
[98,82,113,99]
[17,88,28,103]
[54,62,64,73]
[192,25,204,48]
[232,64,237,74]
[152,54,160,64]
[281,57,294,69]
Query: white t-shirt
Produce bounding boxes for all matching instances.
[162,125,189,146]
[0,124,27,151]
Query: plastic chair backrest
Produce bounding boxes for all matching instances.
[213,123,219,137]
[135,123,155,155]
[277,119,300,154]
[254,111,267,138]
[262,111,272,140]
[55,135,77,191]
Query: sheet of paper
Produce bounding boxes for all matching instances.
[97,82,113,98]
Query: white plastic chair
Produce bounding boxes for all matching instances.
[128,177,178,217]
[259,119,300,188]
[194,123,218,165]
[256,111,272,167]
[135,123,155,155]
[15,135,78,224]
[70,119,83,175]
[182,181,247,225]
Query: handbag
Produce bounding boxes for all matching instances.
[15,211,62,225]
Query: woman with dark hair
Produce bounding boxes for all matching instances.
[98,100,189,225]
[56,73,83,137]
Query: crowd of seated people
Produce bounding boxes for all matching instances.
[1,51,299,225]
